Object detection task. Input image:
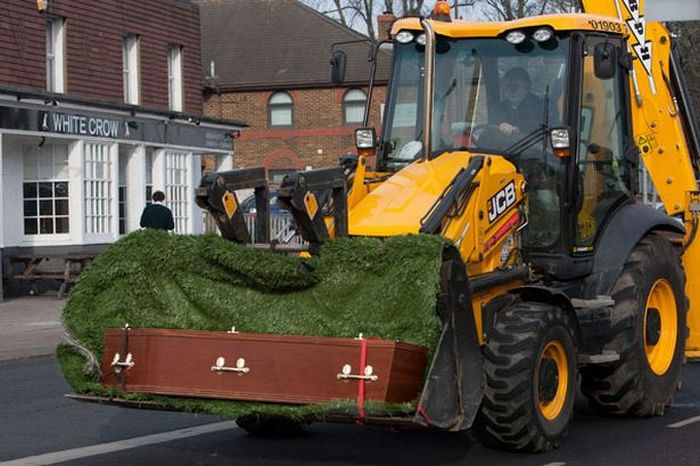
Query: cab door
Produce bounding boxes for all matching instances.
[574,34,635,252]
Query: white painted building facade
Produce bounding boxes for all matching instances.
[0,91,242,253]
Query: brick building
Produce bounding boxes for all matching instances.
[0,0,244,248]
[0,0,244,296]
[197,0,390,183]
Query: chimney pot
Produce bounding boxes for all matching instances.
[377,12,395,41]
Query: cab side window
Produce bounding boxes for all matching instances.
[576,36,633,249]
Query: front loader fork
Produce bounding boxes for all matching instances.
[196,167,270,244]
[196,166,350,252]
[277,166,349,254]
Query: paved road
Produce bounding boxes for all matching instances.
[2,297,700,465]
[2,355,700,465]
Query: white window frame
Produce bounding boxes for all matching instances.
[168,45,183,111]
[164,150,189,233]
[122,34,140,105]
[22,144,70,238]
[83,143,114,237]
[343,88,367,124]
[269,92,293,128]
[46,16,66,93]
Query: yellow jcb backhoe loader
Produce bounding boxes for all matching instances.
[197,0,700,450]
[74,0,700,453]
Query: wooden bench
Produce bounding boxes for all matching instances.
[6,253,97,299]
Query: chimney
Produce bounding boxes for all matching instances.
[376,11,395,41]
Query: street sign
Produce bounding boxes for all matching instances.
[647,0,700,21]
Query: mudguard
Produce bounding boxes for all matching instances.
[585,202,684,297]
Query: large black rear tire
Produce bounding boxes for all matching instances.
[475,299,577,452]
[581,233,687,416]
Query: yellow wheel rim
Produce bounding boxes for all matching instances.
[537,340,569,421]
[644,279,678,376]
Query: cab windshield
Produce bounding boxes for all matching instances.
[379,33,571,249]
[380,34,570,167]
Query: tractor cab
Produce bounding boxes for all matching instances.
[375,14,635,279]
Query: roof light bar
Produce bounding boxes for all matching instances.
[505,30,527,45]
[533,27,554,42]
[396,30,414,44]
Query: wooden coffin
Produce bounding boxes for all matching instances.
[101,328,428,405]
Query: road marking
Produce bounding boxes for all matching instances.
[542,463,566,466]
[0,421,237,466]
[668,415,700,428]
[24,321,61,327]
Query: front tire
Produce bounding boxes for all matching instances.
[475,299,577,452]
[581,233,687,416]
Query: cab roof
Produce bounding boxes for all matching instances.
[391,13,628,39]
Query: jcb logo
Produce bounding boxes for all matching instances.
[487,182,516,223]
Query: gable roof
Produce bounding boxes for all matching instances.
[196,0,389,91]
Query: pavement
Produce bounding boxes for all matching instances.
[0,297,66,361]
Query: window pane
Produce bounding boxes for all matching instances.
[24,151,37,179]
[40,218,54,234]
[53,146,69,179]
[39,182,53,198]
[24,218,38,235]
[54,181,68,197]
[40,200,53,215]
[119,148,129,185]
[145,151,153,185]
[23,183,37,198]
[271,108,292,126]
[344,89,366,102]
[24,200,37,217]
[55,199,68,215]
[269,92,292,105]
[345,103,365,123]
[55,217,69,234]
[38,151,52,179]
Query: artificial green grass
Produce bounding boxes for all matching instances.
[59,229,447,419]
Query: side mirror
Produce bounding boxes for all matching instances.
[330,50,347,86]
[594,42,617,80]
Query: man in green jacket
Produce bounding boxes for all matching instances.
[140,191,175,231]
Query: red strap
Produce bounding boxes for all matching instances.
[416,403,431,426]
[357,337,368,419]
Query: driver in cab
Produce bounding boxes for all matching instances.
[494,67,544,137]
